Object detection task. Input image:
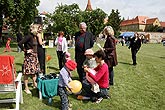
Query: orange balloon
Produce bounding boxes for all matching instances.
[46,55,51,62]
[67,80,82,94]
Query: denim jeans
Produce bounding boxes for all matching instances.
[58,86,69,110]
[82,79,109,101]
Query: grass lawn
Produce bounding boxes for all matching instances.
[0,42,165,110]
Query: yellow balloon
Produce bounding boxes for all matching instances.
[67,80,82,94]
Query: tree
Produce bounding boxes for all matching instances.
[107,9,122,37]
[82,8,107,36]
[45,3,107,38]
[49,3,82,36]
[145,25,161,32]
[0,0,39,42]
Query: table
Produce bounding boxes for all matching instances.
[37,77,59,100]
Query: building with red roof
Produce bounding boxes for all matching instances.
[160,22,165,32]
[120,16,161,32]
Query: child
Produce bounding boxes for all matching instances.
[58,60,77,110]
[3,38,11,52]
[83,49,97,69]
[77,49,97,100]
[83,48,97,84]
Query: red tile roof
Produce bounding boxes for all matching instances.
[120,16,158,26]
[146,18,158,24]
[40,11,48,15]
[160,22,165,27]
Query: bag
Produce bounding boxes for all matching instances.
[91,83,100,93]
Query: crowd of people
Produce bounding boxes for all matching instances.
[3,21,142,110]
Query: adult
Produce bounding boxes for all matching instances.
[121,37,125,46]
[83,50,109,103]
[30,24,46,74]
[103,26,118,85]
[16,31,23,52]
[55,31,68,70]
[18,26,40,94]
[75,22,94,82]
[128,32,142,65]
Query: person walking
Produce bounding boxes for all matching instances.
[75,22,94,82]
[103,26,118,86]
[128,32,142,65]
[55,31,68,70]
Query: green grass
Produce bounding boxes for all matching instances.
[0,42,165,110]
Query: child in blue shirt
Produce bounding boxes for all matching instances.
[58,60,77,110]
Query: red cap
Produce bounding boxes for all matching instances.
[65,60,77,71]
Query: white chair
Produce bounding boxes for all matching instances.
[0,56,23,110]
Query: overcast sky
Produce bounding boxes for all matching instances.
[37,0,165,21]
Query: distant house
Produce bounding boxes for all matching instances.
[160,22,165,32]
[120,16,161,32]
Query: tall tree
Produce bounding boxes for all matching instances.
[0,0,39,42]
[46,3,107,37]
[82,8,107,36]
[50,3,82,36]
[107,9,122,36]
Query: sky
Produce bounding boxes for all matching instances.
[37,0,165,21]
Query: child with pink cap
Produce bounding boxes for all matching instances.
[77,48,97,100]
[83,48,97,69]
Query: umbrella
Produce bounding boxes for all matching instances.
[119,32,135,38]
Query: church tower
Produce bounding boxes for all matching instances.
[85,0,92,11]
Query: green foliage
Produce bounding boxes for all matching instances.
[82,8,107,36]
[49,3,82,35]
[145,25,162,32]
[107,9,122,37]
[0,0,40,34]
[0,42,164,110]
[45,4,107,37]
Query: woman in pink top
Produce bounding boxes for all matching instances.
[83,50,110,103]
[54,31,68,69]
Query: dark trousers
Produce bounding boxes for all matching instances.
[57,51,65,70]
[58,86,69,110]
[108,67,114,85]
[38,47,45,74]
[75,52,86,82]
[82,79,109,101]
[131,49,138,64]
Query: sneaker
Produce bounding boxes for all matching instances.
[68,103,72,110]
[24,89,31,94]
[95,97,103,104]
[104,95,110,99]
[77,95,84,100]
[77,95,90,100]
